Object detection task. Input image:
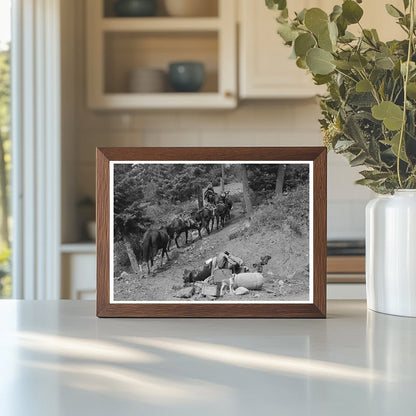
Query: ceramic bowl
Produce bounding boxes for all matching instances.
[128,68,167,93]
[168,62,205,92]
[114,0,158,17]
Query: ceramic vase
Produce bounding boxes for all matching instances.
[366,190,416,317]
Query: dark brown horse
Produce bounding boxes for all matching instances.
[142,228,170,274]
[194,207,214,235]
[214,202,228,229]
[167,217,201,249]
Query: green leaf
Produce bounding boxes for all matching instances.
[336,15,348,36]
[304,8,329,35]
[372,101,404,131]
[330,5,342,22]
[313,74,332,85]
[350,54,368,70]
[296,57,308,69]
[318,27,334,52]
[403,0,410,10]
[266,0,287,11]
[375,55,395,70]
[350,151,367,167]
[306,48,335,75]
[334,140,354,152]
[360,170,392,181]
[407,82,416,99]
[386,132,409,162]
[277,23,298,43]
[294,33,316,58]
[371,29,380,42]
[296,8,307,23]
[385,4,403,18]
[342,0,364,24]
[356,79,372,92]
[333,60,353,70]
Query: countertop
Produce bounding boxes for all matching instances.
[0,300,415,416]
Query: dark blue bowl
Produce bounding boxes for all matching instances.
[114,0,157,17]
[168,62,205,93]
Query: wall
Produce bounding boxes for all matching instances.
[61,0,374,243]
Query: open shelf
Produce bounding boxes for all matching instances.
[104,31,218,94]
[103,0,219,18]
[87,0,236,109]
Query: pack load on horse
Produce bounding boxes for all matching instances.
[204,183,217,205]
[167,216,201,249]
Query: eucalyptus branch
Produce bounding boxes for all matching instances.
[397,0,415,188]
[334,68,359,84]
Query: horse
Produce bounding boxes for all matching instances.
[167,217,201,249]
[214,202,228,229]
[193,207,214,235]
[219,191,233,221]
[142,228,170,274]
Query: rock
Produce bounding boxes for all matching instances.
[174,287,195,299]
[252,293,260,298]
[121,271,129,278]
[278,280,284,286]
[234,287,249,296]
[265,288,276,294]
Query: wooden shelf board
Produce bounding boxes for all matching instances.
[61,243,96,253]
[101,17,221,32]
[89,92,236,110]
[327,256,365,274]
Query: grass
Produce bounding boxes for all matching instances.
[247,184,309,237]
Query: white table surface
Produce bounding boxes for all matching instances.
[0,300,415,416]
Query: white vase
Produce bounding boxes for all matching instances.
[366,190,416,317]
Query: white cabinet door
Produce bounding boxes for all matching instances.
[239,0,325,99]
[238,0,404,99]
[62,253,96,300]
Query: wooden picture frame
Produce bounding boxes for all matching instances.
[96,147,327,318]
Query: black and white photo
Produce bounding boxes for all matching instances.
[110,161,313,304]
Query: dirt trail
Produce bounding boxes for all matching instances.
[114,203,310,302]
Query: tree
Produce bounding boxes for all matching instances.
[0,46,10,249]
[240,164,253,217]
[114,165,151,275]
[275,164,287,195]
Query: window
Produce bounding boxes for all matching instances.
[0,0,11,298]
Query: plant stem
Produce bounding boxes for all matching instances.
[397,0,415,188]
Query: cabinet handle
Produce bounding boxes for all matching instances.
[224,91,234,99]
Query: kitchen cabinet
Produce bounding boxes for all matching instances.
[239,0,325,99]
[238,0,404,99]
[86,0,237,109]
[61,245,96,300]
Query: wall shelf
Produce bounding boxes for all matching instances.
[101,17,221,32]
[86,0,237,110]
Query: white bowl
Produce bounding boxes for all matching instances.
[164,0,218,17]
[128,68,167,93]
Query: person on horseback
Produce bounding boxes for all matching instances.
[204,182,216,204]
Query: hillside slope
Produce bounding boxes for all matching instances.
[114,202,310,302]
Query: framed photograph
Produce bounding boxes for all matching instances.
[96,147,327,318]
